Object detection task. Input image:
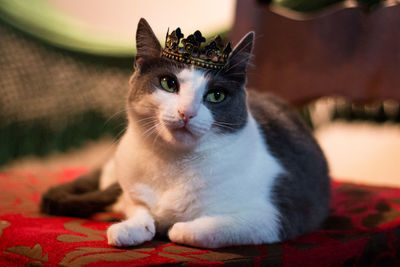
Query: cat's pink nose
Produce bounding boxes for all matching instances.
[178,110,195,124]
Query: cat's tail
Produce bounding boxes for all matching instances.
[40,169,122,218]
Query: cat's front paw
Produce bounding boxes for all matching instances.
[168,222,222,248]
[107,219,155,247]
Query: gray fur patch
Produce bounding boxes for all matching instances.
[128,57,184,103]
[205,74,248,133]
[247,90,331,240]
[201,32,255,134]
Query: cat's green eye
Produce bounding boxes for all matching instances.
[206,90,226,103]
[160,76,178,93]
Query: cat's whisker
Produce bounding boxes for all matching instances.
[141,124,158,139]
[141,123,162,141]
[214,121,236,127]
[138,120,158,129]
[213,122,236,131]
[137,120,157,127]
[135,116,160,130]
[131,104,160,112]
[152,131,160,148]
[111,122,129,135]
[136,116,159,124]
[125,106,160,116]
[151,122,165,149]
[104,108,129,126]
[105,106,158,128]
[136,107,159,112]
[113,127,128,144]
[214,120,241,126]
[213,124,234,130]
[148,126,162,141]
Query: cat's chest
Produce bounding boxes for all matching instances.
[127,164,206,231]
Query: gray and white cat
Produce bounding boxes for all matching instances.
[41,18,330,249]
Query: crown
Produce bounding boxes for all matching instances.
[162,28,232,70]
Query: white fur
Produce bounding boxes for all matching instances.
[104,68,284,248]
[153,68,214,147]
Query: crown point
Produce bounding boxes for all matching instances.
[162,27,231,70]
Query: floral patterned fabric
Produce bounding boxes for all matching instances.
[1,168,400,266]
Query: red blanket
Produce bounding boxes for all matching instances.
[1,168,399,266]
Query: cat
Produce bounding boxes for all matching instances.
[41,18,330,249]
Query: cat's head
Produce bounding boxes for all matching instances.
[127,18,254,150]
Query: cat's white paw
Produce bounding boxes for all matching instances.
[107,219,155,247]
[168,222,222,248]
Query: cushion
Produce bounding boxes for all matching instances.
[1,168,400,266]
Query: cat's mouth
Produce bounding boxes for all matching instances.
[170,125,195,137]
[166,125,198,146]
[159,117,207,147]
[171,127,193,136]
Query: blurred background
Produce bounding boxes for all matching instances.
[1,0,399,186]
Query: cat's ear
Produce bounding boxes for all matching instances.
[222,32,254,84]
[135,18,162,66]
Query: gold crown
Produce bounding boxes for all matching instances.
[162,28,232,70]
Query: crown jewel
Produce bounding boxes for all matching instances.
[162,28,232,70]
